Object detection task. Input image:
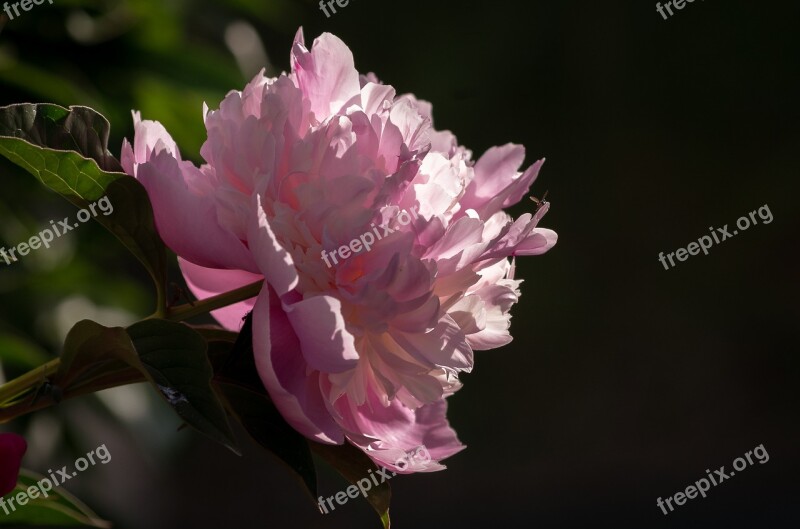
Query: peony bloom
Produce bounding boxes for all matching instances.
[122,29,556,472]
[0,432,26,496]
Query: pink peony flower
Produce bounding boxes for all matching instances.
[0,432,26,495]
[122,29,556,472]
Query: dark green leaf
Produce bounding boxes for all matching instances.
[94,176,168,312]
[56,319,239,454]
[209,312,317,497]
[311,442,392,528]
[0,103,167,314]
[216,381,317,499]
[55,321,143,395]
[127,319,240,454]
[212,312,263,392]
[190,325,239,345]
[0,103,122,173]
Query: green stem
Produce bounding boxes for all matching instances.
[0,368,147,424]
[162,280,263,322]
[0,358,60,406]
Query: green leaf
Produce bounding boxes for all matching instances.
[190,325,239,345]
[311,442,392,528]
[0,469,111,527]
[0,103,122,174]
[209,313,316,496]
[55,321,142,394]
[127,319,240,455]
[216,381,318,499]
[210,312,263,392]
[93,176,168,313]
[0,103,168,314]
[56,319,239,454]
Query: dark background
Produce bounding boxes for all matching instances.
[1,0,798,528]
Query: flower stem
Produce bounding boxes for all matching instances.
[0,358,60,406]
[162,280,263,322]
[0,368,146,424]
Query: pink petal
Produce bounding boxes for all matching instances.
[252,286,344,444]
[136,150,257,272]
[361,82,396,117]
[461,143,525,210]
[391,316,473,371]
[514,228,558,256]
[337,393,465,473]
[424,216,485,260]
[121,112,180,176]
[283,295,360,374]
[247,195,299,296]
[291,32,361,122]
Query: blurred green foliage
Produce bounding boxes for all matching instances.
[0,0,311,159]
[0,0,315,379]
